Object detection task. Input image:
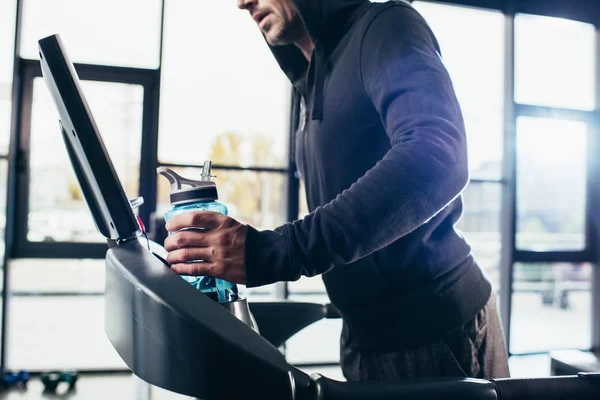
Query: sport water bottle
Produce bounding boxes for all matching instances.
[157,160,238,303]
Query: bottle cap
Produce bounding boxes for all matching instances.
[157,161,218,205]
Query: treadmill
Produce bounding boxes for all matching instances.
[38,33,600,399]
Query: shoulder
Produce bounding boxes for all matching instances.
[361,1,429,27]
[358,1,439,52]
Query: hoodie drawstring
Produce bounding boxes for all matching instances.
[311,46,326,121]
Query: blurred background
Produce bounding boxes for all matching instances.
[0,0,600,398]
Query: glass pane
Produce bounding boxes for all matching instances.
[286,319,342,364]
[0,160,8,357]
[10,258,104,294]
[21,0,162,68]
[516,117,587,251]
[285,294,341,364]
[28,78,143,243]
[7,295,126,369]
[159,0,290,167]
[238,284,278,301]
[157,167,286,231]
[413,2,504,179]
[288,276,327,294]
[457,182,501,292]
[510,262,592,353]
[7,259,124,370]
[0,0,16,83]
[298,179,309,219]
[0,0,17,154]
[515,14,595,110]
[0,160,7,263]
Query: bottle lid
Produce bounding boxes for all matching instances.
[157,161,218,205]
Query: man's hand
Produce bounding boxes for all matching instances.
[163,211,248,284]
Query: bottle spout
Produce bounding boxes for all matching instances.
[200,160,213,181]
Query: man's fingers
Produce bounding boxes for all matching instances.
[166,211,224,232]
[166,247,215,265]
[164,230,210,251]
[171,262,215,277]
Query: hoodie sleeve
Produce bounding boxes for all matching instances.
[244,5,469,287]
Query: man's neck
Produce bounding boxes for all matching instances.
[295,33,315,61]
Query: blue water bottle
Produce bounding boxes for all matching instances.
[157,160,238,303]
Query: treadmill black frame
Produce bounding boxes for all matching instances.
[38,34,140,242]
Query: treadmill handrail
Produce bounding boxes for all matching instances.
[309,375,498,400]
[307,374,600,400]
[492,375,600,400]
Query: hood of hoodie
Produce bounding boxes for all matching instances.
[267,0,368,82]
[260,0,371,119]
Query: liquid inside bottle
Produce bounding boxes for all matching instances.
[159,163,239,303]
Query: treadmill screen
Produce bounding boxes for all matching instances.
[38,34,140,242]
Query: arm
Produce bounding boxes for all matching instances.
[163,6,469,287]
[244,5,469,287]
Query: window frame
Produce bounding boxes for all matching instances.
[12,59,161,259]
[501,12,600,355]
[512,106,596,262]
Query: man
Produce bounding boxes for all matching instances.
[164,0,510,380]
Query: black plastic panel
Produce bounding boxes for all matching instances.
[249,302,329,348]
[105,239,296,399]
[60,122,110,238]
[38,34,140,241]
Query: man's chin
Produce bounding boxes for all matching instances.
[264,27,292,46]
[266,34,291,47]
